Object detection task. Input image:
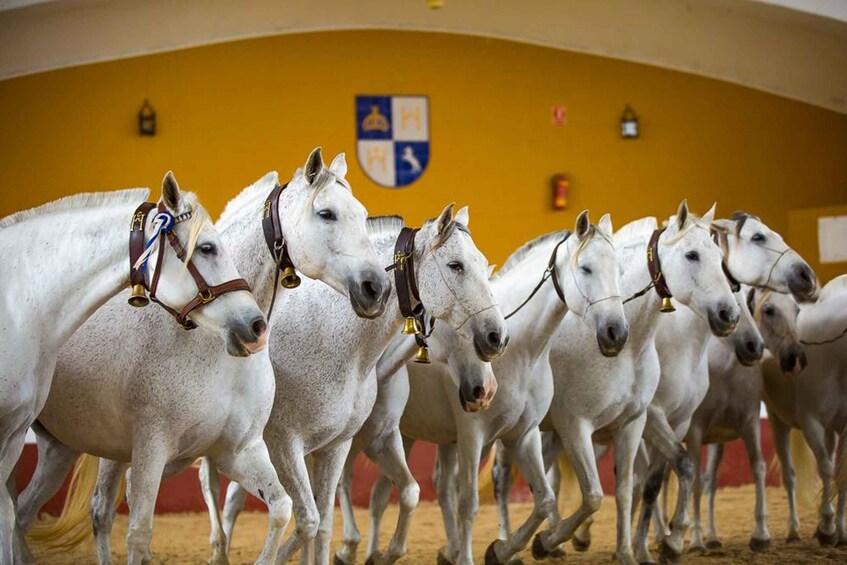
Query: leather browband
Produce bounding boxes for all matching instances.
[129,202,252,330]
[647,228,673,301]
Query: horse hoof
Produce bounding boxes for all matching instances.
[531,534,563,560]
[484,542,503,565]
[334,556,349,565]
[705,540,722,550]
[437,548,453,565]
[815,527,838,547]
[836,538,847,548]
[657,541,681,565]
[686,544,705,554]
[785,532,801,544]
[571,535,590,552]
[749,537,771,552]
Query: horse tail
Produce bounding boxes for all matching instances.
[556,452,581,515]
[790,429,821,509]
[28,455,123,550]
[478,443,497,501]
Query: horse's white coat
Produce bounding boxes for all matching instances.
[0,174,265,563]
[15,149,391,565]
[214,205,509,565]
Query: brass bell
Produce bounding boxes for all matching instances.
[128,284,149,308]
[660,296,676,313]
[402,317,419,335]
[413,344,431,364]
[280,266,301,289]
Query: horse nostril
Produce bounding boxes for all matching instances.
[745,340,757,354]
[487,331,501,348]
[251,317,267,339]
[472,386,485,400]
[361,280,380,301]
[718,308,732,324]
[607,325,617,343]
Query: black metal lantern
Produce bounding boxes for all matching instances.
[138,100,156,136]
[620,104,639,139]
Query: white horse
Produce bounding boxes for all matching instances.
[0,171,264,563]
[759,276,847,547]
[685,284,802,552]
[526,202,743,565]
[629,211,818,563]
[15,148,391,564]
[210,204,509,565]
[371,212,628,565]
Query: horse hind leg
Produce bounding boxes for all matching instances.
[363,430,420,565]
[703,443,725,549]
[803,422,838,546]
[633,459,667,565]
[91,459,128,565]
[491,440,514,540]
[434,443,460,564]
[769,413,800,541]
[610,414,647,565]
[197,457,228,565]
[333,447,361,565]
[311,441,354,565]
[0,423,33,564]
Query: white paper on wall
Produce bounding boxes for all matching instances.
[818,216,847,263]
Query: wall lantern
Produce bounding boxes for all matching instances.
[620,104,639,139]
[138,99,156,136]
[551,173,569,210]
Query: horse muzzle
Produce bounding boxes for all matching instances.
[780,345,807,377]
[225,315,267,357]
[471,321,509,362]
[596,318,629,358]
[347,269,391,320]
[707,302,740,337]
[734,334,764,366]
[788,263,818,303]
[458,377,496,413]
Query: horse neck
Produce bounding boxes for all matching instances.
[618,236,664,349]
[494,243,568,359]
[0,203,135,348]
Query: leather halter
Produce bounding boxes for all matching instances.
[503,232,571,320]
[261,182,298,321]
[710,226,741,292]
[646,227,673,301]
[129,202,252,330]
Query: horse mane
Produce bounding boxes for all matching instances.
[217,171,279,228]
[0,188,150,230]
[729,210,760,235]
[367,215,405,237]
[493,230,569,280]
[613,217,658,246]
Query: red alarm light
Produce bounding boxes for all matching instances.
[552,174,569,210]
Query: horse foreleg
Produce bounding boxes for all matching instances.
[364,430,419,565]
[534,424,602,560]
[769,413,799,541]
[0,424,31,565]
[642,407,694,562]
[91,459,128,565]
[611,414,646,565]
[126,442,170,565]
[491,440,513,540]
[453,433,484,565]
[434,443,459,564]
[333,447,360,565]
[16,424,79,532]
[803,421,837,545]
[703,443,724,548]
[633,458,667,565]
[311,441,353,565]
[198,457,228,565]
[540,432,562,529]
[686,427,706,553]
[218,440,292,565]
[740,417,771,551]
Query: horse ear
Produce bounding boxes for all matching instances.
[597,213,613,236]
[329,153,348,178]
[701,203,717,225]
[575,210,590,240]
[162,171,181,211]
[711,218,734,233]
[455,206,470,228]
[304,147,324,184]
[676,199,689,230]
[435,202,456,236]
[746,287,757,316]
[487,264,496,277]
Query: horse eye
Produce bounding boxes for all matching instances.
[198,242,217,256]
[763,307,774,316]
[752,233,766,243]
[685,251,700,262]
[448,261,464,273]
[317,209,337,221]
[580,265,592,275]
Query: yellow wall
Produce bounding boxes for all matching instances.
[789,205,847,285]
[1,30,846,270]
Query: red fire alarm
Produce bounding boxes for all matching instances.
[552,174,569,209]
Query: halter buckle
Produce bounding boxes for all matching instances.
[199,289,215,304]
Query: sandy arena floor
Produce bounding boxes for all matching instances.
[30,485,847,563]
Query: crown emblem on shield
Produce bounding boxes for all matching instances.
[362,105,390,133]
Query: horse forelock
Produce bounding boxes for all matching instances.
[730,210,761,236]
[664,212,711,245]
[0,188,151,230]
[170,191,210,263]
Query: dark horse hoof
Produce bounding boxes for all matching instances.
[531,534,564,560]
[657,540,681,565]
[334,556,349,565]
[705,539,722,550]
[749,537,771,552]
[437,548,453,565]
[484,542,504,565]
[815,527,838,547]
[571,535,590,552]
[785,532,801,544]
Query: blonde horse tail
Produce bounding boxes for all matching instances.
[28,455,124,550]
[478,444,497,501]
[790,429,821,509]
